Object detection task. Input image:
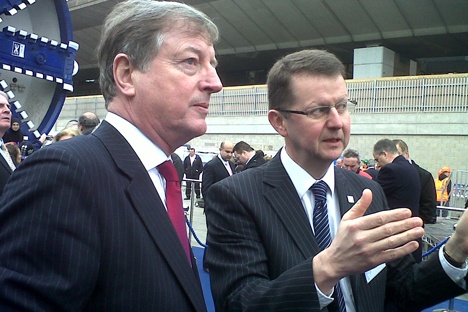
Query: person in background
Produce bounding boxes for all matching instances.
[78,112,100,135]
[2,117,25,145]
[53,127,81,142]
[201,140,235,272]
[3,117,48,153]
[0,91,14,195]
[170,152,184,185]
[233,140,266,171]
[335,157,343,167]
[435,166,452,218]
[360,159,369,171]
[364,158,378,179]
[342,148,372,179]
[184,147,203,200]
[201,140,235,199]
[6,144,21,166]
[373,138,422,262]
[394,139,437,225]
[0,0,222,310]
[205,49,468,311]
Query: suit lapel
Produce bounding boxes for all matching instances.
[334,167,356,216]
[214,156,230,177]
[0,152,13,174]
[262,155,319,258]
[93,121,206,311]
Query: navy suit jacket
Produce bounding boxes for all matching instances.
[375,155,421,217]
[201,156,234,198]
[205,153,465,311]
[0,121,207,311]
[244,152,266,170]
[0,152,12,196]
[412,160,437,224]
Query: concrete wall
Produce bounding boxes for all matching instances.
[188,113,468,178]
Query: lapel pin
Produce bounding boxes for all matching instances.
[347,196,355,204]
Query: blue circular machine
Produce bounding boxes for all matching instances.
[0,0,78,140]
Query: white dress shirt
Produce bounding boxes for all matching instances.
[105,112,170,208]
[280,146,467,311]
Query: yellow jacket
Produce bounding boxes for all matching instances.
[435,177,450,203]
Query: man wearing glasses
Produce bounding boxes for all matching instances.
[205,49,468,311]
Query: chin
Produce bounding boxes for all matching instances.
[185,123,207,140]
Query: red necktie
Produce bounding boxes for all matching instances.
[158,160,191,264]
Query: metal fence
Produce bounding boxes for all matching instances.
[60,73,468,128]
[449,170,468,209]
[349,74,468,114]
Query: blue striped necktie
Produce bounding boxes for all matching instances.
[311,180,347,312]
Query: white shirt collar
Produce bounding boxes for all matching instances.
[104,112,169,169]
[280,147,335,198]
[217,154,227,163]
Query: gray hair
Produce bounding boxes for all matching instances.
[342,148,360,161]
[0,91,9,102]
[97,0,219,106]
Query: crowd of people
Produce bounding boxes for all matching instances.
[334,141,457,226]
[0,106,100,195]
[0,0,467,311]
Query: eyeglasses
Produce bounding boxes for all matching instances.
[276,99,357,120]
[374,152,385,163]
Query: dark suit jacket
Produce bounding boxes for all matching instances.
[413,160,437,224]
[171,152,185,183]
[365,167,378,180]
[205,154,465,311]
[0,151,12,196]
[375,155,422,261]
[375,155,421,217]
[244,152,266,170]
[0,121,207,311]
[184,154,204,179]
[201,156,234,198]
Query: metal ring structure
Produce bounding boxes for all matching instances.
[0,0,78,140]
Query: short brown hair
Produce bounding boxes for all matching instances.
[267,49,345,111]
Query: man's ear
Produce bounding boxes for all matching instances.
[113,53,136,97]
[268,109,288,137]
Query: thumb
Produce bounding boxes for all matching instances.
[341,189,373,222]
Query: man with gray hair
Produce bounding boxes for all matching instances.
[0,1,222,310]
[0,91,15,195]
[342,148,372,179]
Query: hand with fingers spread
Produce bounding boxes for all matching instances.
[313,189,424,294]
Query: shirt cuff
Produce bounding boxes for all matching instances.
[315,282,334,309]
[439,246,468,289]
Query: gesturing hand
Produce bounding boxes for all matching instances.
[313,189,424,294]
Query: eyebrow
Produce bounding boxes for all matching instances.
[184,45,218,68]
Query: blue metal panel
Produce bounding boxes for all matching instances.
[0,0,78,140]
